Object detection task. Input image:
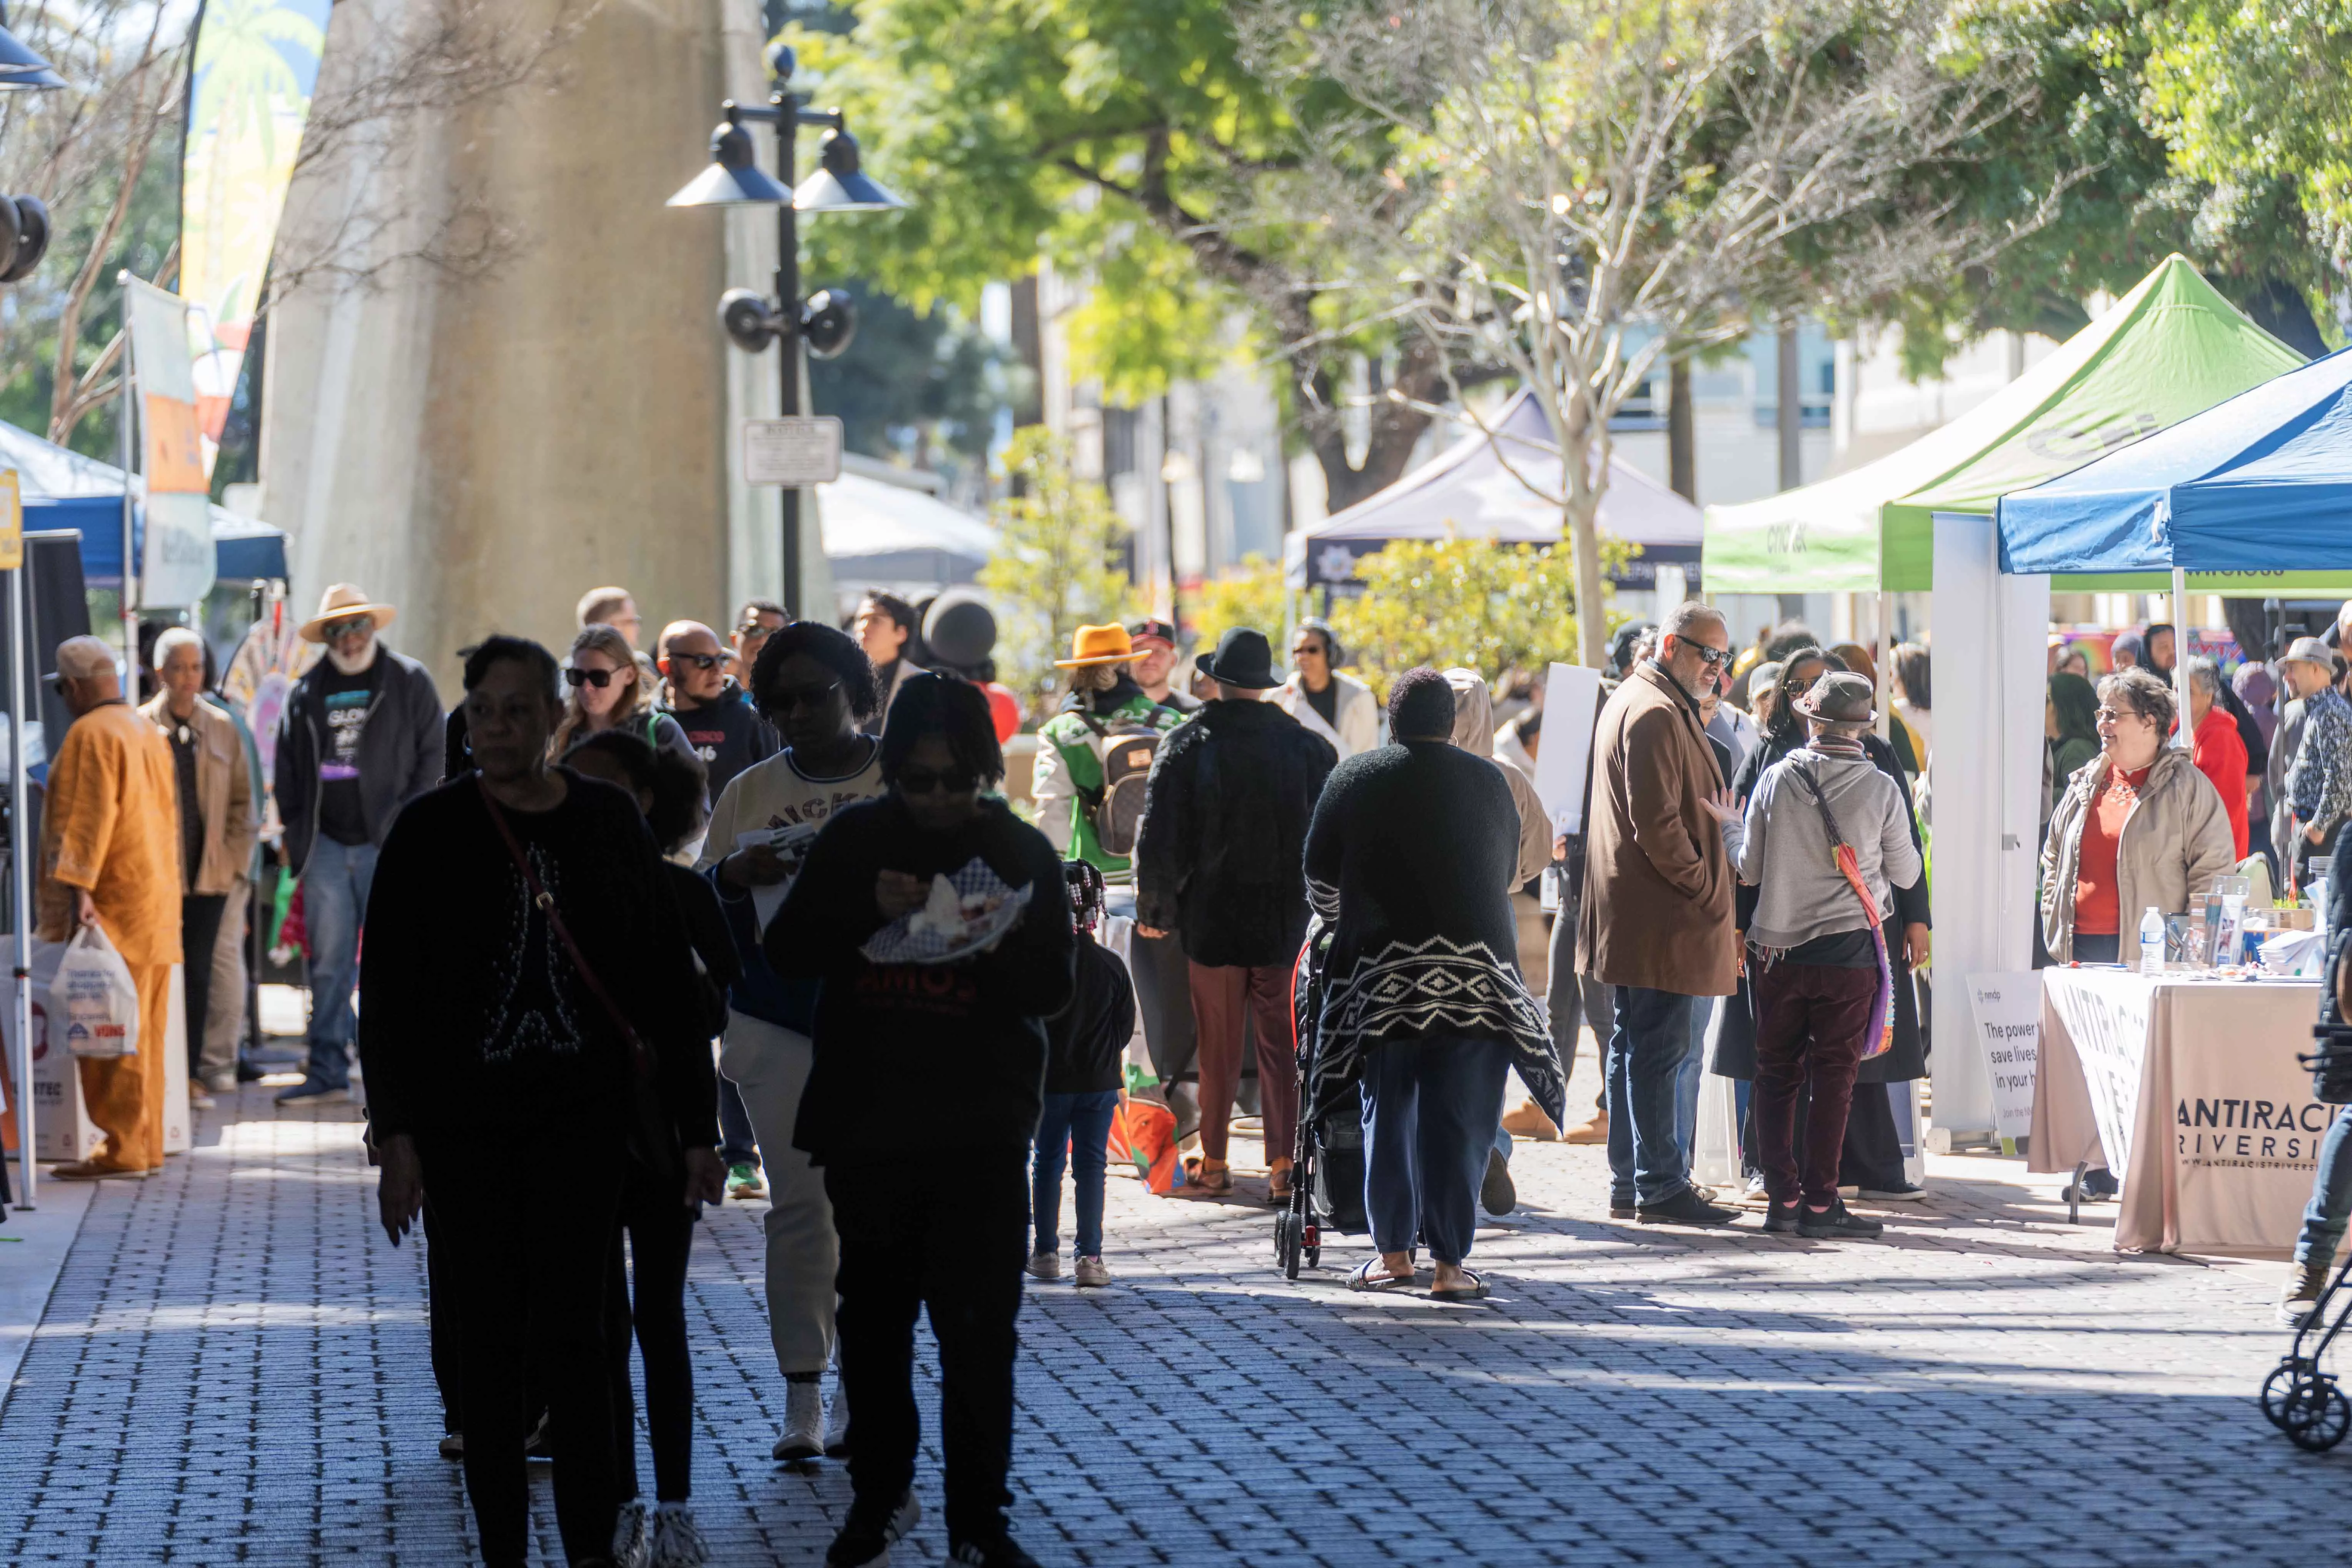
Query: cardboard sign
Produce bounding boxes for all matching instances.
[1532,662,1603,835]
[1968,973,2042,1151]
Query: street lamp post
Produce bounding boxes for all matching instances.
[667,45,906,621]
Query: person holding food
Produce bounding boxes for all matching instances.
[768,674,1075,1568]
[698,621,886,1465]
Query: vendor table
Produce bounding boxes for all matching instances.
[2032,968,2327,1257]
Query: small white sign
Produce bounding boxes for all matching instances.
[743,416,844,486]
[1532,662,1603,835]
[1967,971,2042,1148]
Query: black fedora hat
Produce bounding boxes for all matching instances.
[1194,627,1279,690]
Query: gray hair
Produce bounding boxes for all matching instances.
[152,626,205,673]
[2185,655,2220,698]
[1660,600,1725,642]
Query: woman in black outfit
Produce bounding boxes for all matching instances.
[1720,647,1931,1201]
[768,674,1074,1568]
[363,637,724,1568]
[564,729,740,1568]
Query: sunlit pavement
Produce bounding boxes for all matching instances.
[1,1045,2343,1566]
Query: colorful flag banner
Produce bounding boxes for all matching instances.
[125,277,216,607]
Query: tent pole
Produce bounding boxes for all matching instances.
[2172,566,2191,748]
[9,557,28,1209]
[1876,589,1892,744]
[118,284,137,681]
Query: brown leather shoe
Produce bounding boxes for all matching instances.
[1498,1098,1560,1142]
[51,1159,153,1181]
[1561,1112,1610,1145]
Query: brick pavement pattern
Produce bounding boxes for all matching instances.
[3,1064,2349,1566]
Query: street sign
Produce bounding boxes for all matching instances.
[742,416,844,486]
[0,469,20,571]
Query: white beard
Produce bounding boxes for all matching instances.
[326,640,379,676]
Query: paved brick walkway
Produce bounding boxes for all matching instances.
[2,1063,2346,1566]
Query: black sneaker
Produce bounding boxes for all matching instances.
[948,1535,1042,1568]
[1762,1201,1800,1233]
[1480,1148,1517,1216]
[1796,1200,1883,1239]
[1608,1197,1636,1219]
[826,1490,920,1568]
[1635,1187,1740,1227]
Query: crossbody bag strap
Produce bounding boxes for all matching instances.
[476,777,654,1072]
[1789,763,1883,929]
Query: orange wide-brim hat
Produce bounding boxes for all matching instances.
[1053,623,1147,668]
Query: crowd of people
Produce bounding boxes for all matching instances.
[54,561,2352,1567]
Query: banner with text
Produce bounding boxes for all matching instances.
[1968,972,2042,1150]
[125,278,217,608]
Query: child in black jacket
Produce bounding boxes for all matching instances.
[1029,861,1135,1289]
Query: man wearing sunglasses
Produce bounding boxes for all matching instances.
[1578,599,1742,1228]
[272,583,446,1105]
[658,619,776,805]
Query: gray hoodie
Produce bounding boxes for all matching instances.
[1733,746,1923,953]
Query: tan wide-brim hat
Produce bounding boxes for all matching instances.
[298,583,400,643]
[1053,623,1147,668]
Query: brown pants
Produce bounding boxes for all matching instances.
[1188,959,1299,1164]
[76,961,173,1171]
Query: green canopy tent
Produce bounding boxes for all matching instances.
[1702,255,2316,598]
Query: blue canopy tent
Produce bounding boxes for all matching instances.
[0,419,289,584]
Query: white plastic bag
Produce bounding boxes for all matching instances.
[53,924,139,1059]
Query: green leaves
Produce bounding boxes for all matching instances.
[976,430,1135,711]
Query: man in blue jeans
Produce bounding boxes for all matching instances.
[2284,829,2352,1322]
[1578,602,1741,1227]
[271,584,446,1104]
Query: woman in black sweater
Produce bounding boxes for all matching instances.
[362,637,723,1568]
[767,673,1073,1568]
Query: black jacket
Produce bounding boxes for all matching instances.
[275,647,444,874]
[1133,698,1337,968]
[663,681,778,800]
[1045,933,1135,1094]
[766,795,1075,1162]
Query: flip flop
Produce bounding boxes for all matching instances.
[1347,1259,1415,1292]
[1429,1270,1491,1302]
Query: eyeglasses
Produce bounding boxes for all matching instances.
[765,680,841,714]
[2095,705,2149,724]
[322,616,373,640]
[895,765,977,796]
[666,651,721,671]
[736,621,770,638]
[565,666,622,690]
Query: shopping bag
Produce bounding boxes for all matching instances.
[52,925,139,1059]
[1108,1098,1187,1195]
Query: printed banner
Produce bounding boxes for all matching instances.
[1967,972,2041,1147]
[2043,968,2153,1180]
[180,0,330,473]
[125,278,217,607]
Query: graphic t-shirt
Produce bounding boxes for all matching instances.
[317,662,380,846]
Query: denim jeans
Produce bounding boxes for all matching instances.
[1032,1089,1120,1259]
[1607,985,1696,1207]
[1546,877,1614,1115]
[2297,1105,2352,1266]
[1676,997,1710,1162]
[301,835,379,1090]
[1360,1035,1510,1265]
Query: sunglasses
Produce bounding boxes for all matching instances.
[1687,643,1733,670]
[565,666,624,690]
[666,651,721,671]
[896,765,977,796]
[765,680,841,715]
[322,616,374,640]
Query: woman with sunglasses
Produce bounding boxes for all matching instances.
[696,621,886,1465]
[769,672,1073,1568]
[553,623,694,765]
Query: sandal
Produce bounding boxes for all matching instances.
[1191,1160,1232,1194]
[1347,1259,1415,1292]
[1429,1270,1491,1302]
[1266,1159,1294,1204]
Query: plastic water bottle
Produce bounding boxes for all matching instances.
[2138,907,2166,975]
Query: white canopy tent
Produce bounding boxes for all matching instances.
[818,464,995,619]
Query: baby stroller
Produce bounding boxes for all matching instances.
[2267,1020,2352,1452]
[1274,926,1367,1279]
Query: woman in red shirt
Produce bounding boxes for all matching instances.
[2188,658,2251,860]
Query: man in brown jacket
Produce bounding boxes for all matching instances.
[1578,601,1740,1226]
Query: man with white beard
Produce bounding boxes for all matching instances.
[272,584,445,1104]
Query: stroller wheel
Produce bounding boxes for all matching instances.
[1304,1242,1321,1269]
[2264,1361,2310,1429]
[1275,1213,1300,1279]
[2283,1376,2352,1452]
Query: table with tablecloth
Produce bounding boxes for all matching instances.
[2031,968,2328,1257]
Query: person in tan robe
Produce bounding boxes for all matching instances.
[41,635,183,1178]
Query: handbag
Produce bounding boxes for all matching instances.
[476,778,685,1184]
[1786,763,1896,1062]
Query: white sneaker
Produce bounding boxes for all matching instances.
[823,1380,851,1458]
[773,1379,825,1461]
[1074,1255,1110,1288]
[612,1498,652,1568]
[1023,1249,1058,1282]
[650,1502,709,1568]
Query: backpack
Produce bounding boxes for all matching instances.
[1075,710,1164,858]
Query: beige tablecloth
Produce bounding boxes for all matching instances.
[2033,969,2325,1257]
